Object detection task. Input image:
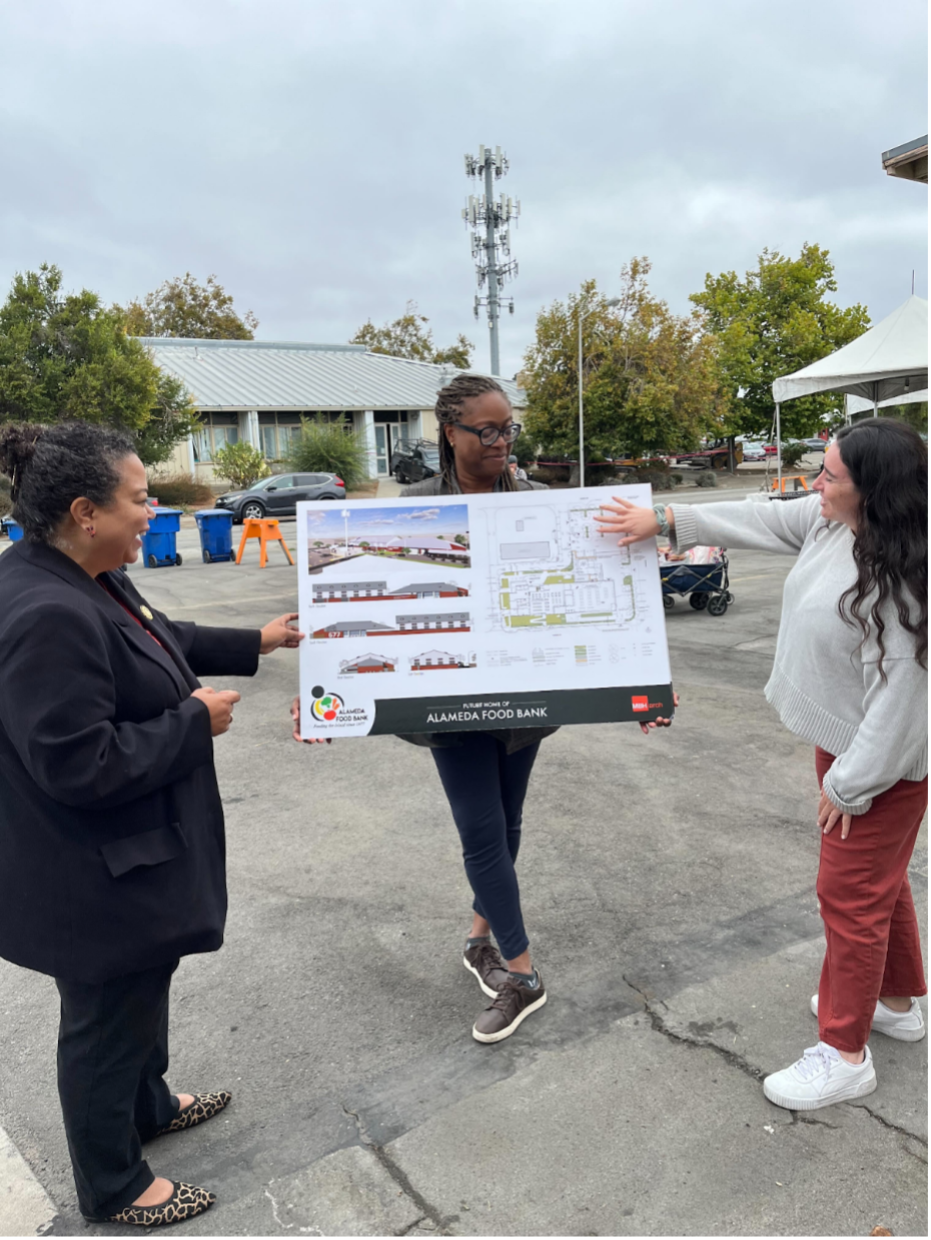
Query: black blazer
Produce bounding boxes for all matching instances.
[0,540,261,983]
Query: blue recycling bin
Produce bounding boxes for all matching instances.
[3,519,23,542]
[194,509,235,563]
[140,508,183,568]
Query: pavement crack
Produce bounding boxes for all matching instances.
[791,1112,838,1130]
[853,1103,928,1148]
[623,975,764,1082]
[342,1102,456,1235]
[396,1216,428,1236]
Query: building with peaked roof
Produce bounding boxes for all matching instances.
[339,653,397,674]
[143,338,525,483]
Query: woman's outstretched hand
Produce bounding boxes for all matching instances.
[639,691,679,736]
[818,788,852,840]
[594,498,668,547]
[290,696,331,745]
[261,614,305,654]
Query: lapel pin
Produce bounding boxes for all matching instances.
[140,605,154,620]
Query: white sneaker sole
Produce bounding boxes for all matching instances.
[763,1068,877,1111]
[810,996,926,1043]
[463,956,503,1000]
[472,990,548,1043]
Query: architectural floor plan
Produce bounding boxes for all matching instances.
[486,501,636,631]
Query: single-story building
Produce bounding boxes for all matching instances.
[313,580,468,603]
[339,654,397,674]
[882,135,928,184]
[142,337,524,483]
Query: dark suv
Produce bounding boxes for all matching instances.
[216,472,346,522]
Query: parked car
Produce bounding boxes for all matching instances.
[215,472,345,522]
[741,441,768,462]
[391,440,441,484]
[800,437,828,452]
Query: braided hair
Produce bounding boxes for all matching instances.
[434,373,517,492]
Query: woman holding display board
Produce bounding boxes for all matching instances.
[595,418,927,1112]
[293,372,675,1044]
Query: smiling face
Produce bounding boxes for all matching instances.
[444,391,515,489]
[812,443,861,530]
[69,453,155,569]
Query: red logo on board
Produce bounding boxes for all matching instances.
[631,695,649,712]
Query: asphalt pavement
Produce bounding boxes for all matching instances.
[0,487,925,1237]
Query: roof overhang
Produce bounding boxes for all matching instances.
[882,135,928,184]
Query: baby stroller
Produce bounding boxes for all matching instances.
[659,547,734,616]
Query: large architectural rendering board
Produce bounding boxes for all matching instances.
[297,487,673,737]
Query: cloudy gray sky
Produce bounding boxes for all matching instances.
[1,0,926,377]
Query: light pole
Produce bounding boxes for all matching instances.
[577,295,621,487]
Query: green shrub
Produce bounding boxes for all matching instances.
[211,441,271,490]
[780,441,810,472]
[146,473,216,508]
[286,418,370,490]
[0,473,10,514]
[632,468,672,490]
[695,470,717,488]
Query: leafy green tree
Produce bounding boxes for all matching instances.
[521,260,724,479]
[690,244,870,439]
[211,441,271,490]
[121,272,258,339]
[286,417,370,490]
[0,264,196,465]
[351,301,473,368]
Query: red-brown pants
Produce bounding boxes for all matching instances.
[816,746,928,1053]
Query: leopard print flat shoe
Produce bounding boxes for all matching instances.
[105,1181,215,1226]
[157,1090,232,1136]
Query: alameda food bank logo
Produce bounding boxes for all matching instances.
[311,686,344,723]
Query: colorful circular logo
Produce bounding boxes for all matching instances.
[311,685,344,723]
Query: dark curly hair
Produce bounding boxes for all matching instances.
[434,374,517,492]
[833,418,927,678]
[0,422,136,544]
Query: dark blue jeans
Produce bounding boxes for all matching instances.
[431,733,541,960]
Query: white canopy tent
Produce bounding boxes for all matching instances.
[846,386,928,418]
[770,295,928,486]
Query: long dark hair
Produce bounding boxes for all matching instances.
[0,422,135,544]
[434,374,517,493]
[834,418,927,677]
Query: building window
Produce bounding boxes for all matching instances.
[258,412,354,460]
[193,413,239,462]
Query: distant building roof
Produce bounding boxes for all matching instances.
[395,582,463,593]
[882,135,928,184]
[139,337,526,412]
[320,620,392,633]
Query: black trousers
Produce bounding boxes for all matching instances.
[432,733,541,960]
[55,960,181,1219]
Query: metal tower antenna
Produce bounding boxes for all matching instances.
[462,145,520,375]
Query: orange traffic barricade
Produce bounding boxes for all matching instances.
[770,474,810,494]
[235,518,296,568]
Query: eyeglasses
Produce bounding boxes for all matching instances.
[451,422,522,447]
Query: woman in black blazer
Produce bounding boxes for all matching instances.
[0,422,303,1227]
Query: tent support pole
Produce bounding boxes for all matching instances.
[775,402,781,493]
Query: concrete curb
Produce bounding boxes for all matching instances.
[0,1123,57,1237]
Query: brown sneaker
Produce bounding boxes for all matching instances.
[472,974,547,1043]
[463,939,510,998]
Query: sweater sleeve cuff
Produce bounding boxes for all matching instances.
[821,769,872,816]
[668,505,700,552]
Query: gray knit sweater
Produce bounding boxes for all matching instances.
[669,495,927,814]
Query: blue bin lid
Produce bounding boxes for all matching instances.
[150,507,183,515]
[194,509,235,517]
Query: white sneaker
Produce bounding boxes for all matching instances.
[810,994,926,1042]
[763,1042,876,1111]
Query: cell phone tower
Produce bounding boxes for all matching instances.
[463,145,520,376]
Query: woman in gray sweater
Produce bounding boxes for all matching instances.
[596,418,927,1112]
